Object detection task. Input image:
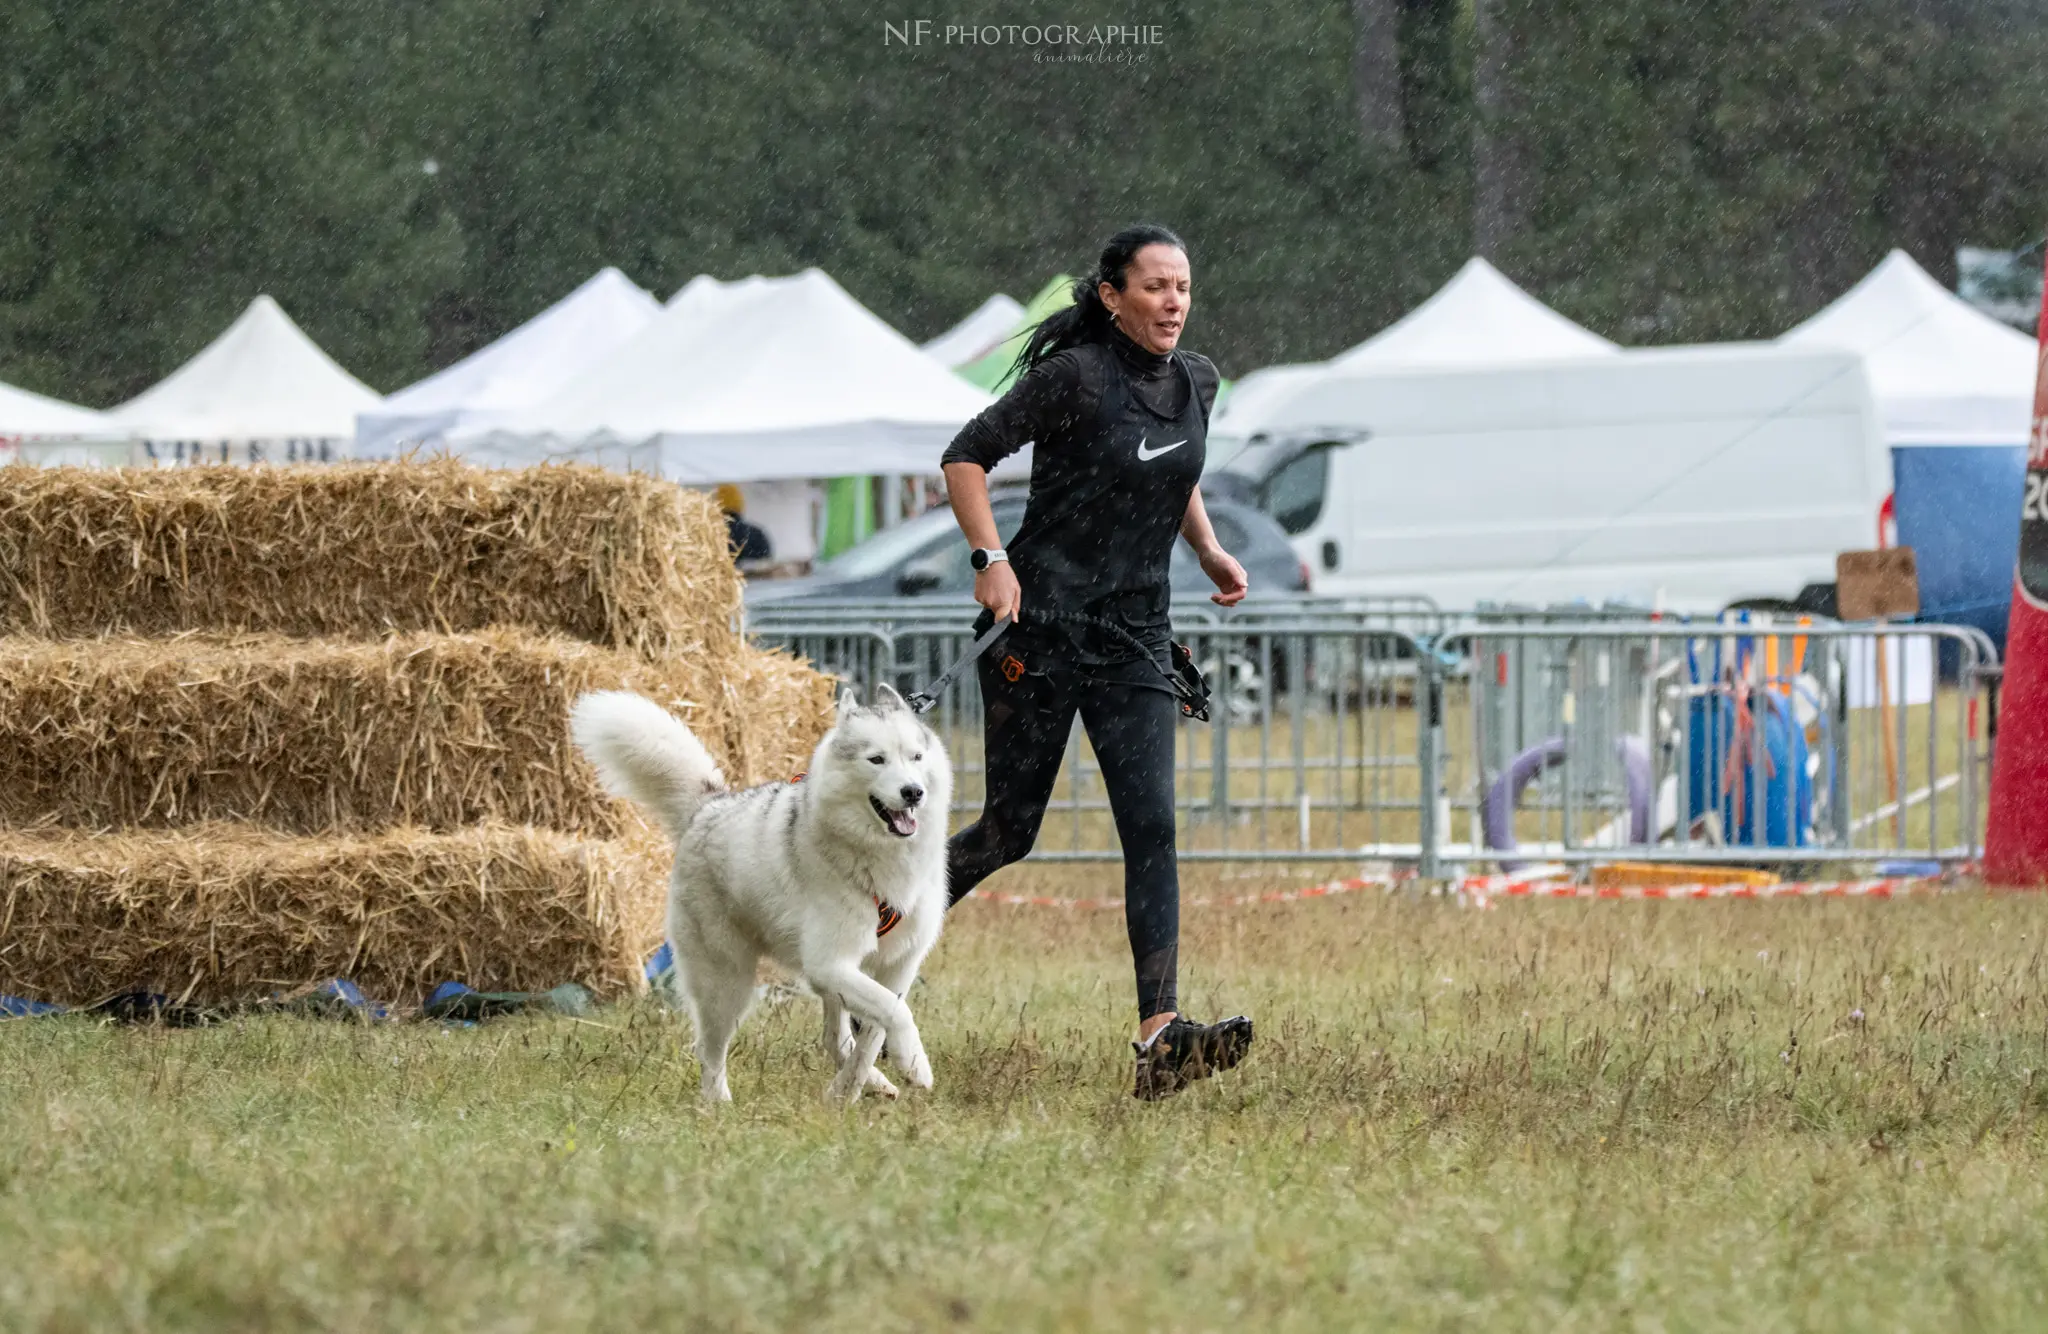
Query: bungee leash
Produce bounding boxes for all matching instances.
[905,607,1211,722]
[905,615,1014,714]
[1027,608,1212,722]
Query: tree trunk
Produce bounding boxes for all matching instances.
[1352,0,1406,154]
[1395,0,1459,171]
[1472,0,1528,261]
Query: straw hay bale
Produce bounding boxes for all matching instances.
[720,644,844,787]
[0,459,844,1006]
[0,823,666,1006]
[0,632,836,835]
[0,461,738,658]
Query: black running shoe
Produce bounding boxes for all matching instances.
[1132,1014,1254,1101]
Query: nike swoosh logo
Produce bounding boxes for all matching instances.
[1135,437,1187,462]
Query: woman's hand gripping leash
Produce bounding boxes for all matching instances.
[974,552,1023,624]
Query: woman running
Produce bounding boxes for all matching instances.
[939,223,1255,1100]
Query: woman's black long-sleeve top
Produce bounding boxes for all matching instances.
[940,325,1221,673]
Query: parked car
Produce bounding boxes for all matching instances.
[745,492,1311,606]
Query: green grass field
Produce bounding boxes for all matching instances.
[6,863,2048,1332]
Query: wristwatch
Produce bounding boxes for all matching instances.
[969,547,1008,572]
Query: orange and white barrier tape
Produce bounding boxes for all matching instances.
[979,891,1129,910]
[1450,865,1570,896]
[979,866,1963,912]
[1458,873,1950,908]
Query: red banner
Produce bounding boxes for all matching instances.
[1984,247,2048,883]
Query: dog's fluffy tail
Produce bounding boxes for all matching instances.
[569,691,726,840]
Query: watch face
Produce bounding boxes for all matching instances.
[971,549,986,571]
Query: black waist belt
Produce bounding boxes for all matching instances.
[1026,609,1211,722]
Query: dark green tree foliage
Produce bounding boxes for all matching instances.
[2,0,2046,405]
[1,1,466,402]
[1495,0,2048,339]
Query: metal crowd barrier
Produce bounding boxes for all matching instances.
[745,592,1450,637]
[1436,620,1998,874]
[745,599,1999,876]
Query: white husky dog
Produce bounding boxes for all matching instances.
[569,684,951,1104]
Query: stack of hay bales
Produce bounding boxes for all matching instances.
[0,462,835,1007]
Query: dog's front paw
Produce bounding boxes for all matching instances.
[863,1066,900,1099]
[895,1044,933,1090]
[823,1073,863,1106]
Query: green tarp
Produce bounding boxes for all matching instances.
[820,474,876,558]
[954,275,1076,394]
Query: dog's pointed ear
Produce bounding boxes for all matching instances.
[836,688,861,721]
[872,682,908,712]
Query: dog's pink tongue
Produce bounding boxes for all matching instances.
[889,809,917,837]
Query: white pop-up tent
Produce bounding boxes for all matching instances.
[1783,249,2035,445]
[1213,258,1618,450]
[0,378,128,466]
[356,267,659,457]
[667,272,768,311]
[1782,249,2038,644]
[922,293,1026,368]
[1332,256,1618,370]
[109,295,380,458]
[450,268,992,482]
[671,274,846,560]
[0,379,119,440]
[662,272,803,327]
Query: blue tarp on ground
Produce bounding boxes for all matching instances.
[2,974,606,1024]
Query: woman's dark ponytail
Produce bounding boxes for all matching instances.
[1012,223,1187,380]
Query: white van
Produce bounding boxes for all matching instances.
[1208,344,1889,611]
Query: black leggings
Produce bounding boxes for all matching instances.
[945,652,1181,1020]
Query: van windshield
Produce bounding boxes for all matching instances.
[1260,448,1329,534]
[1205,434,1286,479]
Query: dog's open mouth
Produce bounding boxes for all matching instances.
[869,796,917,838]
